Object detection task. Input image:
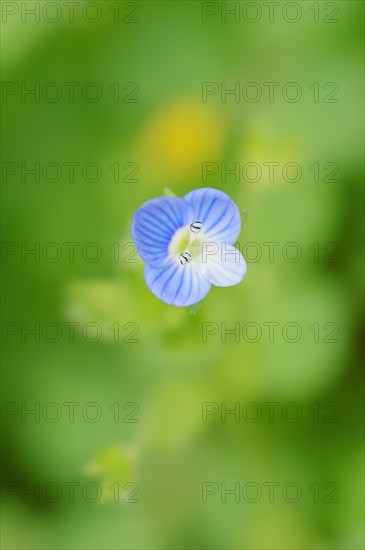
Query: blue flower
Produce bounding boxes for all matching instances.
[131,188,247,307]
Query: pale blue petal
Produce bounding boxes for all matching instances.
[200,244,247,287]
[145,261,211,307]
[131,197,194,267]
[184,188,241,245]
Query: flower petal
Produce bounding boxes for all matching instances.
[144,261,211,307]
[131,197,194,267]
[184,188,241,244]
[199,243,247,287]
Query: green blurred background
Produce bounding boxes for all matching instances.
[1,1,364,548]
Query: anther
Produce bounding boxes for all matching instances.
[179,251,192,265]
[190,221,203,233]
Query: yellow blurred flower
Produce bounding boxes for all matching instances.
[136,98,226,182]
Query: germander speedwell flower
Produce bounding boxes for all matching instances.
[131,188,247,307]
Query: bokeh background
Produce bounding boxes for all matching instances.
[1,1,364,548]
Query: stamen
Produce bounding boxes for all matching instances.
[179,251,192,265]
[190,221,203,233]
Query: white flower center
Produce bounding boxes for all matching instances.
[169,221,205,264]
